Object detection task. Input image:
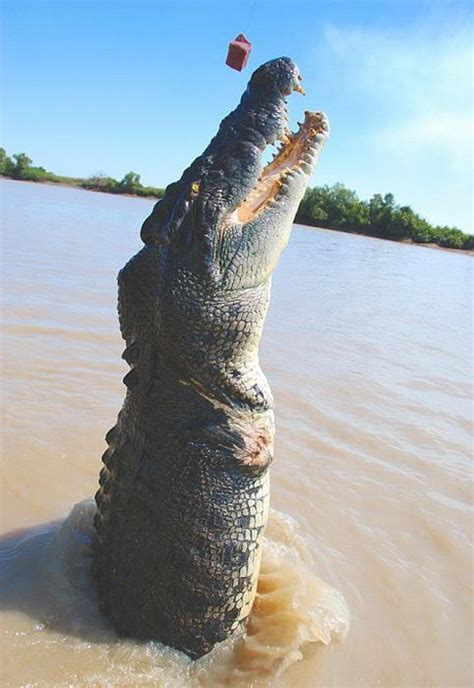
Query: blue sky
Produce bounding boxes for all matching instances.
[2,0,473,231]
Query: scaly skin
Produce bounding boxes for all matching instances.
[92,57,329,659]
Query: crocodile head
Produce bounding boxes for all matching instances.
[141,57,329,288]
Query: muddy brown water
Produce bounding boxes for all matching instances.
[0,179,472,687]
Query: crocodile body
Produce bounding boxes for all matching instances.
[92,57,329,659]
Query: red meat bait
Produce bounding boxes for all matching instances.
[226,34,252,71]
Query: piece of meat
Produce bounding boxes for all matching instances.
[226,34,252,72]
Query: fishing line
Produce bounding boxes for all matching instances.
[245,0,258,31]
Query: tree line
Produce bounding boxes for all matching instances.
[0,149,165,199]
[1,148,472,250]
[296,184,473,250]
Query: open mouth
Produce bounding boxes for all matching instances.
[228,110,329,225]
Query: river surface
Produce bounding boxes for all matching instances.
[0,179,472,687]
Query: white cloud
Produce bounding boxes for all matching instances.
[375,113,473,172]
[319,21,473,230]
[323,23,472,114]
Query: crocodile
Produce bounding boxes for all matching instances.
[92,57,329,659]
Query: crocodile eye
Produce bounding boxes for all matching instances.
[191,181,200,195]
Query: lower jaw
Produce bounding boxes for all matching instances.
[230,113,328,224]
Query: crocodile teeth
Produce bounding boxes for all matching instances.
[278,128,292,145]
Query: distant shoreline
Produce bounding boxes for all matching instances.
[2,147,472,251]
[295,215,474,256]
[0,172,164,200]
[4,177,471,256]
[3,176,161,200]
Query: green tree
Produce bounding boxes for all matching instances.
[368,193,394,235]
[12,153,33,178]
[118,171,141,193]
[0,148,7,172]
[434,227,465,249]
[0,148,14,175]
[323,184,368,231]
[462,234,474,250]
[298,184,368,231]
[81,173,118,193]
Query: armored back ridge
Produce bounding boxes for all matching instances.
[92,57,329,658]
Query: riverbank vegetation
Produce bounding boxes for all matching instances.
[1,148,472,250]
[0,149,165,199]
[296,184,473,250]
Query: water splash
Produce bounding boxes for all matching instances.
[0,500,349,686]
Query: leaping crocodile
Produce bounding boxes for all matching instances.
[92,57,329,659]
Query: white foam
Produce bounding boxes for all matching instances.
[0,500,349,686]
